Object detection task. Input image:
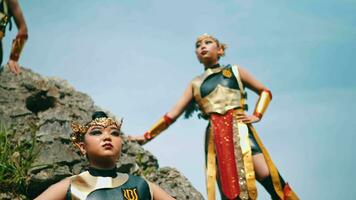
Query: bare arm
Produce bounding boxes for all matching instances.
[7,0,28,35]
[149,182,175,200]
[236,67,271,123]
[238,67,267,95]
[6,0,28,75]
[129,82,194,143]
[166,81,194,120]
[34,178,70,200]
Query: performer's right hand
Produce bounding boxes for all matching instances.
[7,60,21,75]
[128,135,148,145]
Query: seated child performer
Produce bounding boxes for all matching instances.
[35,111,175,200]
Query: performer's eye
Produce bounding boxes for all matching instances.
[196,43,201,48]
[205,40,212,45]
[89,130,102,135]
[111,131,120,136]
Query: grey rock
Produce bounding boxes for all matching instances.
[0,66,204,200]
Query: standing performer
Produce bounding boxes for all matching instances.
[130,34,299,200]
[35,111,175,200]
[0,0,28,75]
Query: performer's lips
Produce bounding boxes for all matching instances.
[201,50,208,55]
[103,143,113,149]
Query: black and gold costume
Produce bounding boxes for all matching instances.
[143,63,299,200]
[66,167,152,200]
[190,64,298,200]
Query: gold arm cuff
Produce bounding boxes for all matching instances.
[253,89,272,119]
[144,114,173,140]
[10,34,28,61]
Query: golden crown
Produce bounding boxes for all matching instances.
[70,117,122,145]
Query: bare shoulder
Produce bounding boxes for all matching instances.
[6,0,19,7]
[148,182,175,200]
[34,177,71,200]
[236,65,266,93]
[236,65,249,78]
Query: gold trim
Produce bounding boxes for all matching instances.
[248,125,299,200]
[70,117,122,146]
[144,116,171,140]
[206,125,216,200]
[222,68,232,78]
[201,84,241,115]
[236,120,257,199]
[192,66,242,115]
[231,113,249,200]
[192,66,224,114]
[254,90,272,118]
[71,171,129,199]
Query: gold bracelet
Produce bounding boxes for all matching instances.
[10,34,28,61]
[144,114,174,141]
[253,89,272,119]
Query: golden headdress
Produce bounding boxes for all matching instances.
[70,115,122,148]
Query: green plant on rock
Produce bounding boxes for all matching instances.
[0,122,40,196]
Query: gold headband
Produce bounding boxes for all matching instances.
[196,33,227,57]
[196,33,219,45]
[70,117,122,146]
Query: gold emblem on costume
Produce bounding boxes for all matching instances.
[222,69,232,78]
[122,188,138,200]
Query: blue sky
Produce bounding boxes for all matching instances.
[5,0,356,199]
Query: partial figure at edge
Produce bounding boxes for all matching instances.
[0,0,28,75]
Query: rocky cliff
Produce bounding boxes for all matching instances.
[0,66,204,200]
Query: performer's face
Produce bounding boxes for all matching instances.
[195,37,223,65]
[80,124,122,163]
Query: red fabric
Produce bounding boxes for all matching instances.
[144,132,152,140]
[253,111,263,119]
[163,114,174,124]
[283,183,292,200]
[211,110,240,199]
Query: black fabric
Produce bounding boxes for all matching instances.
[205,63,221,70]
[86,175,151,200]
[0,0,11,34]
[92,111,108,120]
[248,127,262,155]
[259,174,286,200]
[66,174,151,200]
[65,187,71,200]
[200,65,240,98]
[88,167,117,178]
[183,99,199,119]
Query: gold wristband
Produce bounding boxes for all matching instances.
[253,89,272,119]
[10,34,28,61]
[144,114,174,141]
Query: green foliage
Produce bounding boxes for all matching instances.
[0,123,40,195]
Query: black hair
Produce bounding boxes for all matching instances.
[91,111,108,120]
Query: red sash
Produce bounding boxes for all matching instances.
[211,110,240,199]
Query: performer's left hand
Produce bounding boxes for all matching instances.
[236,113,260,124]
[7,60,21,75]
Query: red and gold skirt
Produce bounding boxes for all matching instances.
[205,109,298,200]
